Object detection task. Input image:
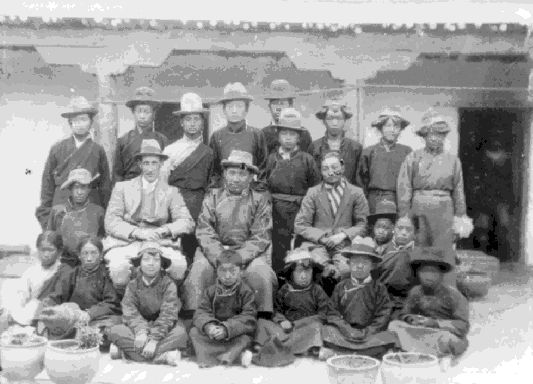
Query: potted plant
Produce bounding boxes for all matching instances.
[0,327,47,382]
[44,323,102,384]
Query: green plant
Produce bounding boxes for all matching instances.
[74,324,102,350]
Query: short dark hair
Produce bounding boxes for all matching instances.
[76,235,103,255]
[36,231,63,251]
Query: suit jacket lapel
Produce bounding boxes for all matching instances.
[154,179,167,218]
[318,185,334,224]
[128,176,143,215]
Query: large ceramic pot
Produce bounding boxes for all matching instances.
[44,339,100,384]
[381,352,442,384]
[0,334,47,382]
[326,354,380,384]
[457,271,491,299]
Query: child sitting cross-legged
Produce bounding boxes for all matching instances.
[252,248,334,366]
[189,250,256,368]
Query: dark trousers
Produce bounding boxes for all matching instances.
[271,199,301,273]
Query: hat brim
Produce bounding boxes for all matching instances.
[126,100,161,109]
[280,260,323,280]
[415,126,451,137]
[274,124,306,132]
[60,173,100,191]
[218,95,254,104]
[368,213,398,225]
[131,254,172,269]
[341,250,381,263]
[371,117,410,130]
[61,109,98,119]
[134,152,169,161]
[172,109,210,116]
[315,110,353,120]
[264,93,296,101]
[221,160,259,174]
[411,260,452,273]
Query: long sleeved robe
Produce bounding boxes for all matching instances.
[397,148,466,248]
[191,281,257,366]
[113,128,169,183]
[36,137,111,229]
[195,187,272,266]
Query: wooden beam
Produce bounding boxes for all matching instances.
[94,72,118,174]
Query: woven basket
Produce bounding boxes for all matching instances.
[456,250,499,283]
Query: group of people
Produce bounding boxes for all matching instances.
[0,78,473,369]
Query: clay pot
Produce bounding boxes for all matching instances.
[326,354,380,384]
[44,339,100,384]
[456,250,499,283]
[457,271,491,299]
[0,334,47,382]
[381,352,442,384]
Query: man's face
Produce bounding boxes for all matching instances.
[292,264,313,287]
[394,217,415,246]
[321,156,344,184]
[373,218,394,245]
[425,131,447,150]
[417,265,443,289]
[79,242,102,271]
[324,109,346,133]
[70,182,90,205]
[278,129,299,151]
[38,240,60,268]
[269,99,291,122]
[133,104,155,129]
[224,100,247,123]
[140,155,162,183]
[140,251,162,278]
[224,167,252,194]
[349,255,373,280]
[69,114,92,137]
[381,118,401,144]
[182,113,204,138]
[217,263,241,287]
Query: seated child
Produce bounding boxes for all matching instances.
[107,242,187,366]
[189,250,256,368]
[388,246,469,358]
[253,249,332,366]
[321,238,398,358]
[374,215,416,319]
[38,236,121,345]
[369,200,397,256]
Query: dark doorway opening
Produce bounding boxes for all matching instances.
[155,102,210,144]
[458,107,530,262]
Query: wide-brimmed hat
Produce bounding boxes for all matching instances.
[134,139,169,161]
[218,82,254,104]
[281,248,323,278]
[368,200,398,225]
[340,237,381,263]
[172,93,210,116]
[60,168,100,190]
[126,86,161,110]
[264,79,297,100]
[371,107,410,130]
[315,99,353,120]
[415,109,451,137]
[130,241,171,270]
[410,246,453,273]
[274,108,307,132]
[60,96,98,119]
[221,150,259,174]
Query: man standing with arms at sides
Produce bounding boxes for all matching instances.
[113,86,168,183]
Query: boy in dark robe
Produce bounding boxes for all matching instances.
[357,107,411,214]
[47,168,105,266]
[189,250,257,368]
[36,96,111,229]
[321,239,397,359]
[262,108,321,272]
[369,200,397,256]
[389,247,469,360]
[253,249,332,366]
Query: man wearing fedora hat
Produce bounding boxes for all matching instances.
[389,246,469,358]
[161,93,214,263]
[47,168,105,266]
[261,79,313,154]
[36,96,111,229]
[182,149,277,317]
[208,82,268,189]
[113,86,169,183]
[397,109,468,268]
[358,107,412,214]
[104,139,194,294]
[262,108,321,272]
[307,99,363,187]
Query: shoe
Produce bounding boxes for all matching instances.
[240,350,253,367]
[164,350,181,367]
[318,347,335,361]
[109,343,122,360]
[439,356,453,371]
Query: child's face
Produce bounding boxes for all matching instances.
[217,263,241,286]
[417,265,443,289]
[140,251,162,278]
[394,217,415,246]
[79,242,102,270]
[70,182,91,205]
[373,218,394,245]
[349,255,373,280]
[292,264,313,287]
[278,129,299,150]
[38,240,60,267]
[381,118,401,143]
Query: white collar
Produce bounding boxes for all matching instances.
[142,177,158,192]
[142,275,158,286]
[73,135,90,148]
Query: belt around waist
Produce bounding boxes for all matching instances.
[271,193,304,203]
[414,190,451,197]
